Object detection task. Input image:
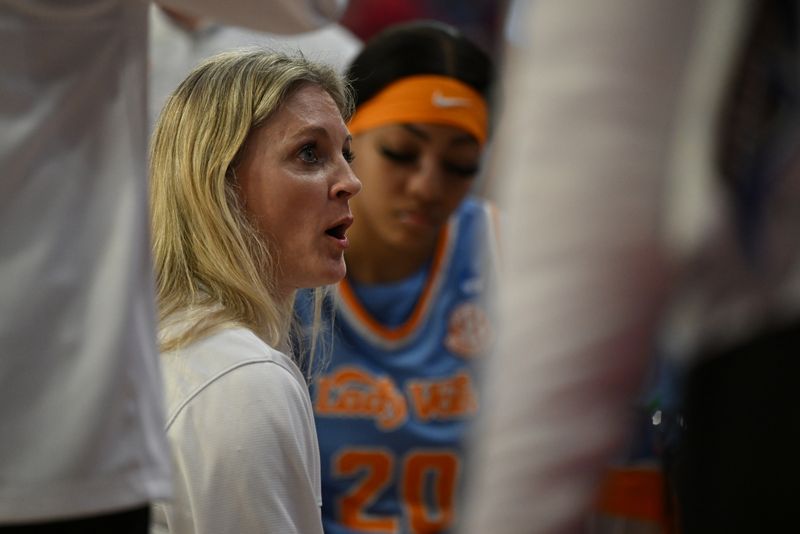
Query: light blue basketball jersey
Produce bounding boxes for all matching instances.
[309,197,499,534]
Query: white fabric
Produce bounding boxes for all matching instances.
[158,0,347,35]
[149,5,361,128]
[0,0,344,524]
[460,1,778,533]
[152,327,322,534]
[0,1,170,522]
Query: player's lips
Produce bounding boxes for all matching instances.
[324,215,353,248]
[398,209,439,228]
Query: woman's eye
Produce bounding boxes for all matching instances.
[444,162,479,178]
[380,146,417,164]
[299,144,318,164]
[343,148,356,164]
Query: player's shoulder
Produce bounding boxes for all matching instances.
[450,196,500,251]
[456,195,493,218]
[454,196,498,233]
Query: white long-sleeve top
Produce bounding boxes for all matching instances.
[460,1,788,533]
[0,0,345,523]
[153,327,323,534]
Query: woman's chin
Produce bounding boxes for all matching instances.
[325,261,348,285]
[293,260,347,289]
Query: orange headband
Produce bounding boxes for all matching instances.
[348,75,488,144]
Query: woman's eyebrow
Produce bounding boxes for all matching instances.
[402,123,477,146]
[289,126,352,146]
[290,125,329,140]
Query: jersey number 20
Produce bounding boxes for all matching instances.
[334,448,460,533]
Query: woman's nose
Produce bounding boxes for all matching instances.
[331,162,362,200]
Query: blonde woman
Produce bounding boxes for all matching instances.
[149,50,361,534]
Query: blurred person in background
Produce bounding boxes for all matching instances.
[461,0,799,533]
[149,4,362,129]
[0,0,346,531]
[301,21,499,534]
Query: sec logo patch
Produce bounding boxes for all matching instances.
[444,302,493,357]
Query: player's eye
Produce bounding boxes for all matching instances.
[380,146,417,164]
[443,161,479,178]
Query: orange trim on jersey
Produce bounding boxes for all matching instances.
[338,225,451,342]
[594,466,669,526]
[348,75,488,145]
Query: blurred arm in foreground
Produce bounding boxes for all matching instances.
[460,1,744,533]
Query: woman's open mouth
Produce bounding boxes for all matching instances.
[324,216,353,247]
[325,224,347,239]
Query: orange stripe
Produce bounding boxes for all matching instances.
[594,466,669,526]
[338,225,451,341]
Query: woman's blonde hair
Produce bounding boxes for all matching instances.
[150,49,352,365]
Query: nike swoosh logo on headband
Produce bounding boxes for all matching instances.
[432,90,470,108]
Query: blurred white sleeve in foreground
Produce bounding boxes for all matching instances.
[459,1,709,533]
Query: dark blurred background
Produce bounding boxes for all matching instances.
[340,0,510,53]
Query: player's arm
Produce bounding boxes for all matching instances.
[461,1,701,533]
